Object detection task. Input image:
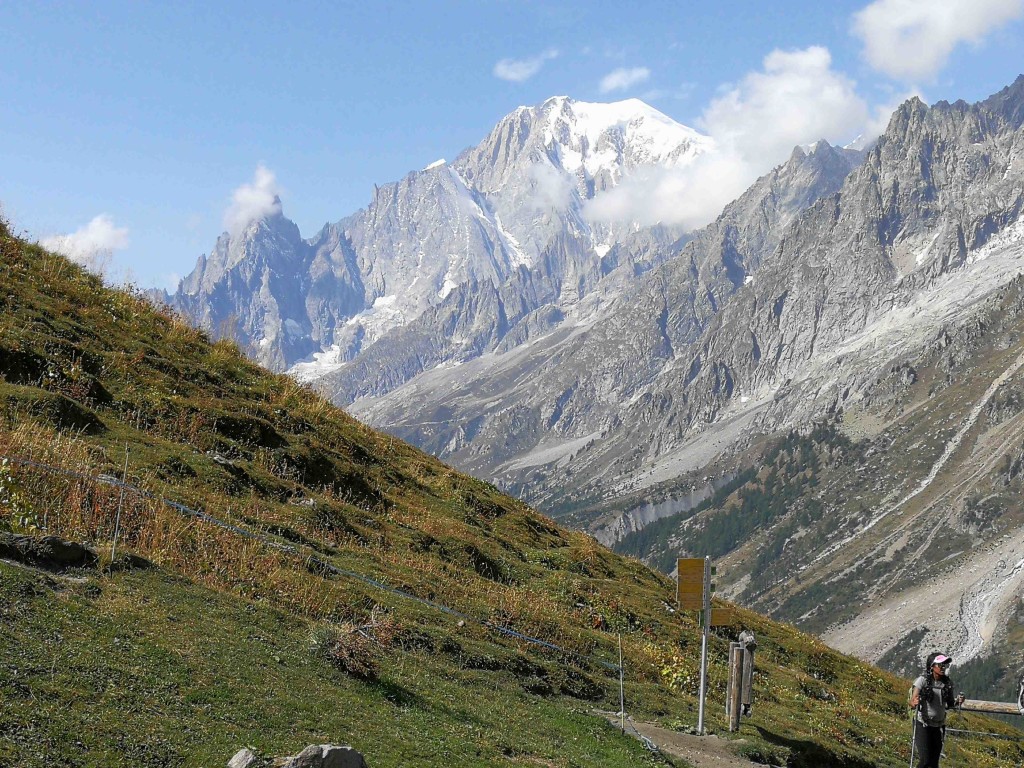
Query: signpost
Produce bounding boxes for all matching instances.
[679,556,714,734]
[676,557,704,611]
[678,556,737,735]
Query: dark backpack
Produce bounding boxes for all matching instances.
[918,659,956,718]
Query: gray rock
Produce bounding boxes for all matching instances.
[227,748,263,768]
[282,744,366,768]
[228,745,366,768]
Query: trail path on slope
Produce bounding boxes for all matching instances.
[599,714,758,767]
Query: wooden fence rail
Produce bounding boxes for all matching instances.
[959,699,1023,716]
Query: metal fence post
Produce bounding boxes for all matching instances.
[109,444,129,567]
[697,556,711,735]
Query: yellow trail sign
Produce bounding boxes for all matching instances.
[677,558,704,610]
[710,607,736,626]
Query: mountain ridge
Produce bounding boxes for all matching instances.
[163,95,711,380]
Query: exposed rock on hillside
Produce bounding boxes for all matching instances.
[228,744,367,768]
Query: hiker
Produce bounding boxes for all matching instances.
[909,652,965,768]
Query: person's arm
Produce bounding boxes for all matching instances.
[943,680,964,709]
[909,686,921,708]
[952,686,964,708]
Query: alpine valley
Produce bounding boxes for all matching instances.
[163,77,1024,694]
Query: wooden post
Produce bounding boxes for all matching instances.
[728,643,743,732]
[739,630,756,716]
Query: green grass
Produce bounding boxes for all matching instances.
[1,219,1022,766]
[0,562,671,768]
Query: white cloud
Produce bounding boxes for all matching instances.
[853,0,1024,81]
[224,165,282,239]
[528,162,574,212]
[493,49,559,83]
[585,46,870,230]
[585,151,751,231]
[700,47,867,167]
[599,67,651,94]
[41,214,129,267]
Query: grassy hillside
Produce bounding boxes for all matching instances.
[1,220,1021,767]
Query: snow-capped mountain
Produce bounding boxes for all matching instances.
[165,96,711,379]
[166,78,1024,677]
[338,77,1024,675]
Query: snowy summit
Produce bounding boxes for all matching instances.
[537,96,713,179]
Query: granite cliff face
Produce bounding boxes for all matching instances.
[165,97,708,379]
[342,138,865,510]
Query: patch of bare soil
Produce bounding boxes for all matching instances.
[599,714,759,768]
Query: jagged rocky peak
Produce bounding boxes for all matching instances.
[979,73,1024,125]
[180,198,303,297]
[779,139,862,193]
[791,138,848,162]
[456,95,713,197]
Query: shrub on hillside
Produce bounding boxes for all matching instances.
[0,458,37,531]
[309,609,402,681]
[310,623,379,680]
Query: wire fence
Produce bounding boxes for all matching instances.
[944,722,1023,768]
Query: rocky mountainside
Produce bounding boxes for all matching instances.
[163,97,709,378]
[349,77,1024,677]
[341,138,864,506]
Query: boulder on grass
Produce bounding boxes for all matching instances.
[282,745,367,768]
[228,749,264,768]
[228,745,366,768]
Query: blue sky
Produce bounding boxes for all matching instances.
[3,0,1024,290]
